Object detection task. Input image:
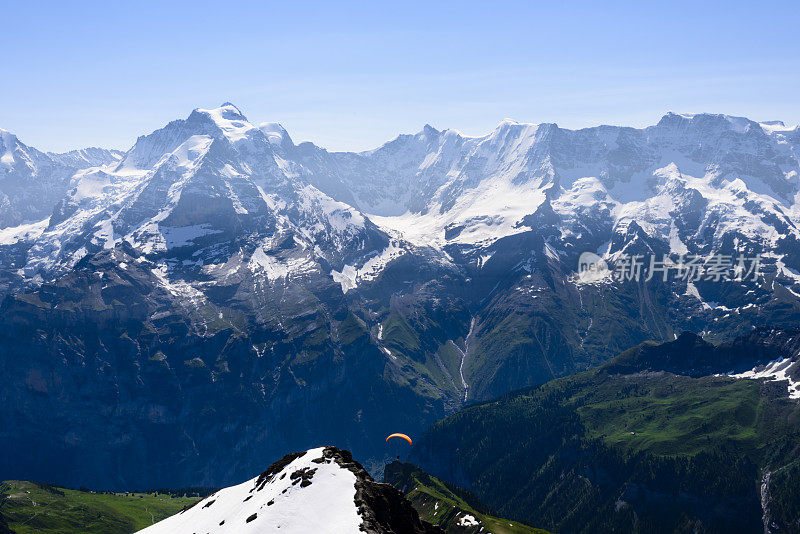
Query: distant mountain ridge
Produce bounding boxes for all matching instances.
[606,328,800,391]
[0,128,122,228]
[4,106,800,280]
[3,105,800,490]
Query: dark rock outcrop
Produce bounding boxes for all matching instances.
[318,447,444,534]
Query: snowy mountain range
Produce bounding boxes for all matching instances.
[2,104,800,489]
[5,105,800,287]
[4,105,800,289]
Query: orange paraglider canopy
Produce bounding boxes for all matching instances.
[385,433,413,446]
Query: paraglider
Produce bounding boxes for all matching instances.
[385,433,413,461]
[385,433,413,446]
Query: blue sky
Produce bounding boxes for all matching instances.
[3,0,799,152]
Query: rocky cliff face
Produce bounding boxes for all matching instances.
[2,105,800,488]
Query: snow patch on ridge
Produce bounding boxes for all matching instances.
[0,218,49,245]
[372,181,548,248]
[248,247,316,281]
[196,104,258,144]
[727,358,800,399]
[330,241,405,293]
[457,514,480,527]
[151,263,206,305]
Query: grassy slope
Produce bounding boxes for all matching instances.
[0,481,199,534]
[575,374,767,456]
[414,356,800,533]
[385,462,549,534]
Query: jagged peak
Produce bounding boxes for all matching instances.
[658,111,760,133]
[663,111,696,120]
[193,103,251,130]
[759,119,798,133]
[491,118,558,136]
[259,121,293,147]
[0,128,19,145]
[420,123,440,137]
[442,127,466,139]
[1,129,23,167]
[216,102,246,117]
[192,103,258,142]
[498,117,521,127]
[491,118,527,135]
[363,125,447,155]
[119,104,266,171]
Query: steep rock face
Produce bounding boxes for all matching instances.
[136,446,442,534]
[0,247,444,488]
[3,106,800,489]
[321,448,444,534]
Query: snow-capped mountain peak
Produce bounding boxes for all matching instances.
[259,122,293,147]
[193,102,259,144]
[0,129,19,167]
[136,447,442,534]
[0,128,34,170]
[117,103,269,172]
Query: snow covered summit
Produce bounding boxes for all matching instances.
[136,446,442,534]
